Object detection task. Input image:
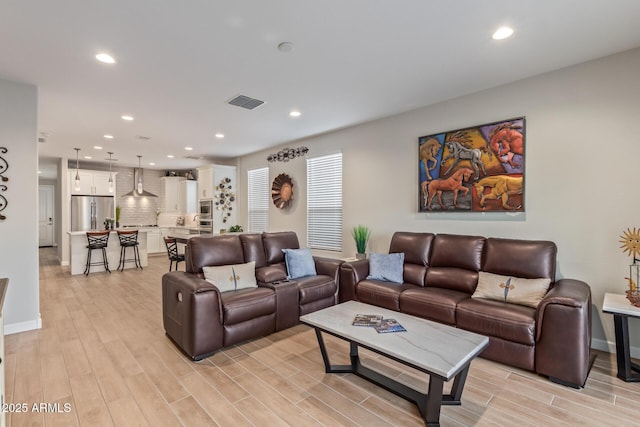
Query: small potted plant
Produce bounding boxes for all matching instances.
[351,225,371,260]
[229,225,243,233]
[115,206,121,228]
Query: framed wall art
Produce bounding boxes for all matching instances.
[418,117,525,212]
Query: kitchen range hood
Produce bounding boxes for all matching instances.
[124,156,157,197]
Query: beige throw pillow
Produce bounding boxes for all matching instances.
[472,271,551,308]
[203,261,257,292]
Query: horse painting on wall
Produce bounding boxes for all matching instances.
[418,117,525,212]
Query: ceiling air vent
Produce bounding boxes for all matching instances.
[185,155,204,160]
[227,95,265,110]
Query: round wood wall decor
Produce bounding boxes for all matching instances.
[272,173,294,209]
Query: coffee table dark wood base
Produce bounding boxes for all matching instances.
[612,314,640,382]
[313,328,470,426]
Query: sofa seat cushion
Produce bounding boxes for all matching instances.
[456,298,536,345]
[356,280,418,311]
[221,287,276,325]
[400,288,470,325]
[296,275,337,304]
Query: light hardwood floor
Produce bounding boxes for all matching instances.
[4,247,640,426]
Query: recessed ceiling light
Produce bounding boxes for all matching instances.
[277,42,294,53]
[215,133,225,139]
[84,156,92,159]
[121,115,134,121]
[185,147,193,151]
[95,53,116,64]
[167,155,174,158]
[103,134,114,139]
[94,146,102,150]
[289,110,301,117]
[149,162,155,166]
[37,170,42,174]
[492,26,514,40]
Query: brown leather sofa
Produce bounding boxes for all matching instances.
[162,231,340,360]
[340,232,594,388]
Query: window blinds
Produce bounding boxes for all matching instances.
[307,153,343,251]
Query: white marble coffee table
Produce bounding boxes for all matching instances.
[300,301,488,426]
[603,292,640,381]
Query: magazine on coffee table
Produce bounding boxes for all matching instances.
[352,314,383,327]
[375,318,407,333]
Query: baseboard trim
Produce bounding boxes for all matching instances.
[5,316,42,335]
[591,337,640,359]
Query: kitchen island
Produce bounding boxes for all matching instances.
[67,229,149,275]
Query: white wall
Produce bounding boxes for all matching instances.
[239,47,640,353]
[0,78,40,333]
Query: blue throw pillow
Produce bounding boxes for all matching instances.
[367,252,405,284]
[282,248,317,279]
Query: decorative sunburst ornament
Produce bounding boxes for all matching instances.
[271,173,294,209]
[620,227,640,303]
[620,227,640,260]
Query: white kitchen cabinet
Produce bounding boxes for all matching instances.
[146,228,162,254]
[161,176,182,213]
[197,166,214,199]
[69,170,116,196]
[162,177,198,213]
[180,180,198,213]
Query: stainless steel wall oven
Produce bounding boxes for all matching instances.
[198,199,213,232]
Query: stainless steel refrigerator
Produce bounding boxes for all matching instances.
[71,195,115,231]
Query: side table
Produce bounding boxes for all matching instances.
[603,292,640,382]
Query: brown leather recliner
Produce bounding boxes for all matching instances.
[340,231,593,388]
[162,231,341,360]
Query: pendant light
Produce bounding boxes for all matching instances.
[73,148,81,191]
[107,151,114,193]
[136,155,143,195]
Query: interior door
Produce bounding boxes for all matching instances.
[38,185,54,247]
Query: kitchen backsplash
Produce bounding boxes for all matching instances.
[157,213,198,227]
[116,168,161,225]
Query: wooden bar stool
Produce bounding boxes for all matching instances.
[84,231,111,275]
[163,237,185,271]
[116,230,142,272]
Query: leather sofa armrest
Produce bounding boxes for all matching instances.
[313,256,343,281]
[162,271,225,360]
[339,260,370,303]
[535,278,593,387]
[256,265,288,283]
[538,279,590,311]
[260,280,299,330]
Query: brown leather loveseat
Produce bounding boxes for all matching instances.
[340,232,593,388]
[162,231,341,360]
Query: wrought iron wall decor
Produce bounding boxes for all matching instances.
[0,147,7,221]
[267,146,309,163]
[215,177,235,223]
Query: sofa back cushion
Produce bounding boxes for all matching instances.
[186,235,245,277]
[263,231,300,264]
[483,237,556,280]
[388,232,434,286]
[239,233,267,268]
[426,234,485,293]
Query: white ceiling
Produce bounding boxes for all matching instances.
[2,1,640,177]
